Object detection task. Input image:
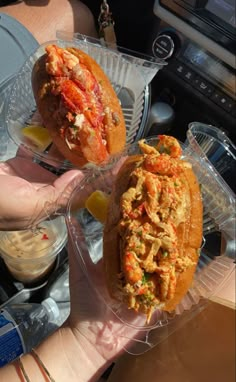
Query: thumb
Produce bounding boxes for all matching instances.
[32,170,84,225]
[52,170,85,208]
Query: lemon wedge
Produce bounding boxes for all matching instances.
[85,190,110,223]
[22,125,52,152]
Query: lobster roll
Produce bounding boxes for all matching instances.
[32,44,126,167]
[103,135,203,322]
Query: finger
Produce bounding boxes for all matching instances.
[16,145,34,160]
[51,170,85,209]
[0,161,17,176]
[0,175,37,229]
[6,157,58,183]
[32,170,84,222]
[0,170,83,230]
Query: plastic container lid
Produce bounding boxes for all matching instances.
[186,122,236,194]
[185,123,236,241]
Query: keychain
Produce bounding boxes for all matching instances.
[98,0,117,47]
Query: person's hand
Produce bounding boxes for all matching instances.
[66,235,147,361]
[0,149,83,230]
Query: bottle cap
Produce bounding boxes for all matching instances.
[41,297,60,322]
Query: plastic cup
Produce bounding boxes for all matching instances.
[0,216,67,284]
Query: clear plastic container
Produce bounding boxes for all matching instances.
[186,122,236,194]
[65,136,235,354]
[0,75,17,161]
[4,32,166,171]
[0,216,67,284]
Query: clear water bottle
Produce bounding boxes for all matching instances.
[0,297,60,367]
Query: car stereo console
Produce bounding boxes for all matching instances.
[151,0,235,142]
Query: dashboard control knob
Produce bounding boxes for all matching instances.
[152,34,175,60]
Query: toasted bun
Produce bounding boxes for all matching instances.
[32,45,126,167]
[103,140,203,319]
[163,167,203,312]
[103,155,142,298]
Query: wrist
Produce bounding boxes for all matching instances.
[17,325,109,382]
[59,324,111,382]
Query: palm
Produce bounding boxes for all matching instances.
[67,237,146,361]
[0,153,83,230]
